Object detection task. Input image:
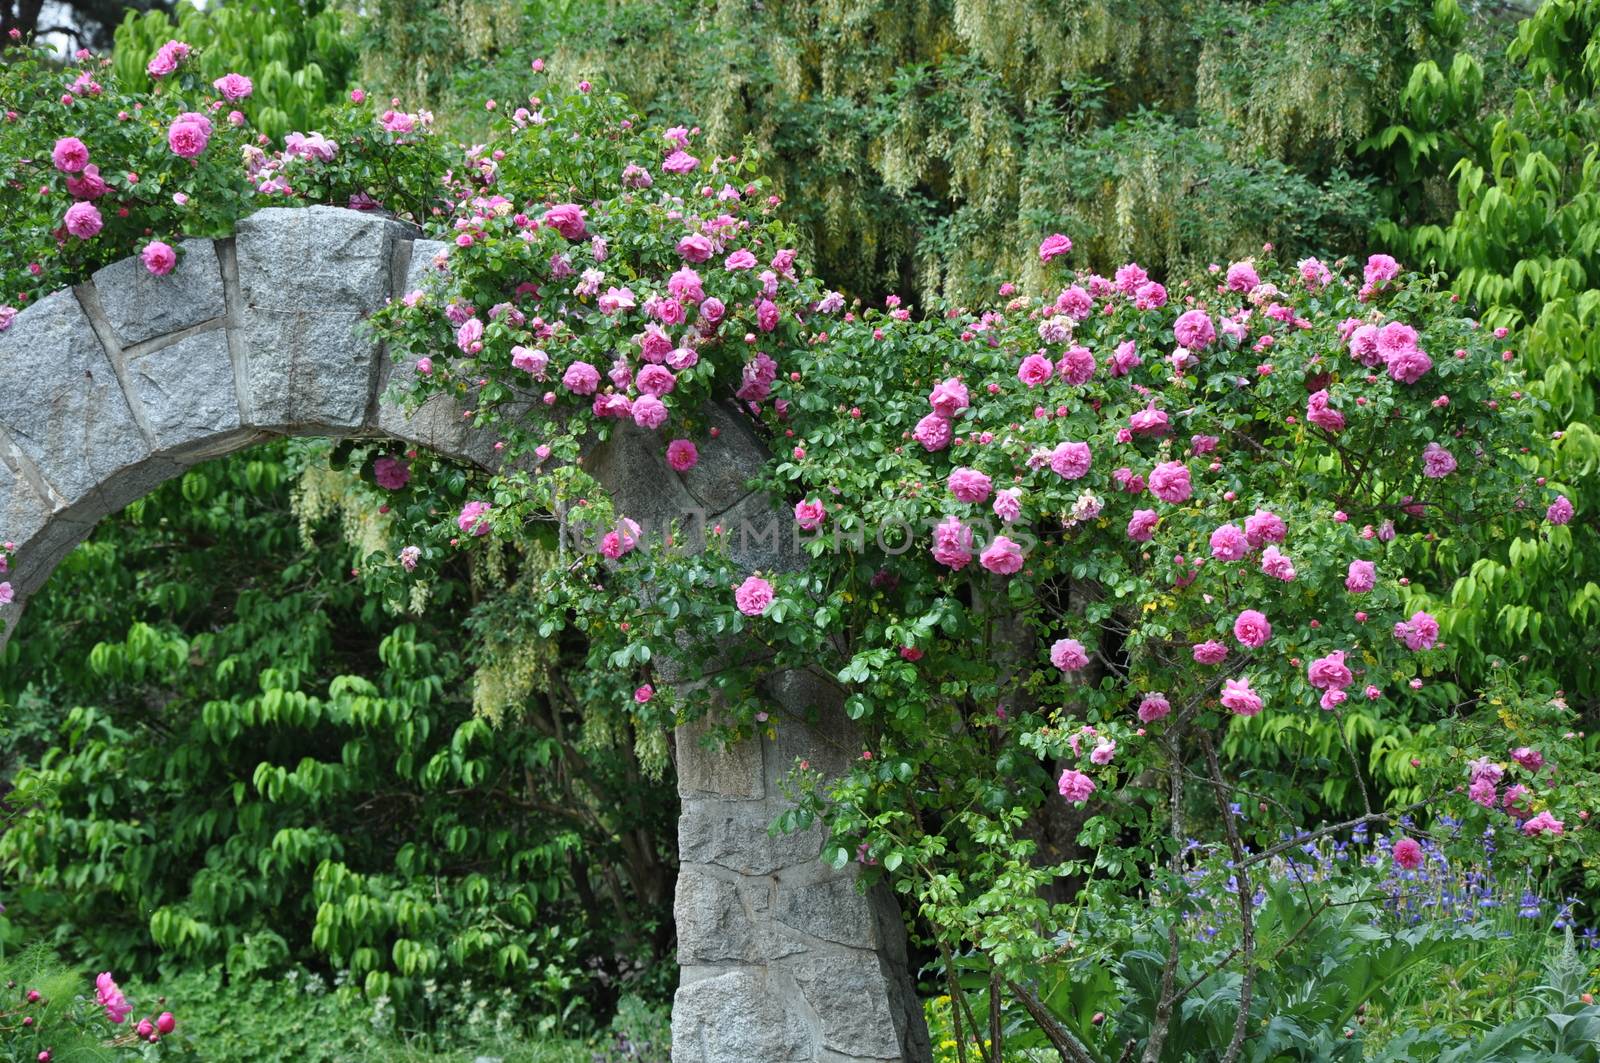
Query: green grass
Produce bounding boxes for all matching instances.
[123,967,670,1063]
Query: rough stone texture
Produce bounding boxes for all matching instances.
[375,239,464,450]
[234,206,411,429]
[676,712,763,801]
[678,803,825,876]
[672,971,814,1063]
[717,488,796,574]
[773,878,877,949]
[123,329,241,452]
[786,954,907,1060]
[674,869,759,964]
[91,239,225,346]
[0,208,933,1063]
[583,422,704,549]
[0,289,150,506]
[681,399,769,514]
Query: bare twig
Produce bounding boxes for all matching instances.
[1141,725,1186,1063]
[1238,799,1435,870]
[1202,733,1255,1063]
[1006,979,1096,1063]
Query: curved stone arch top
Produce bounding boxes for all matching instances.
[0,207,931,1063]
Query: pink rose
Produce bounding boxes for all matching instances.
[635,364,676,396]
[1173,309,1215,350]
[677,234,713,262]
[1386,347,1433,385]
[1364,253,1400,287]
[66,164,107,199]
[52,136,89,173]
[141,240,177,276]
[1038,233,1073,262]
[511,346,549,376]
[64,200,102,238]
[1148,461,1191,504]
[96,972,132,1025]
[931,516,974,570]
[373,456,410,490]
[1392,610,1440,651]
[1109,341,1141,376]
[1058,769,1095,802]
[1521,811,1564,836]
[734,575,774,616]
[1220,677,1263,717]
[212,73,253,100]
[1307,651,1352,691]
[1057,345,1096,385]
[1208,523,1249,561]
[724,249,757,270]
[562,361,600,395]
[1391,836,1422,869]
[1126,509,1159,542]
[1233,609,1272,648]
[1017,353,1054,387]
[928,377,969,417]
[1225,261,1260,292]
[1259,545,1296,581]
[631,394,669,429]
[756,299,780,332]
[146,40,190,78]
[1306,390,1345,432]
[948,467,993,504]
[993,488,1022,524]
[167,116,211,158]
[794,498,827,530]
[666,439,698,471]
[600,518,642,559]
[457,501,492,536]
[542,204,587,239]
[1050,637,1090,671]
[1137,693,1171,723]
[913,412,953,452]
[1422,442,1456,478]
[1548,495,1574,525]
[668,267,704,304]
[1128,403,1168,435]
[1243,509,1285,546]
[1049,441,1092,480]
[1345,559,1376,593]
[978,535,1025,575]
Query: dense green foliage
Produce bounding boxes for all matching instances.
[112,1,358,141]
[1366,2,1600,700]
[360,0,1485,302]
[0,443,675,1031]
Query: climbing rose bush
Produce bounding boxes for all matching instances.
[360,72,1596,1042]
[0,33,448,314]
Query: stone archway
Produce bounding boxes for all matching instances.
[0,207,931,1063]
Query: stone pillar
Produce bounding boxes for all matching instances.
[670,672,931,1063]
[584,416,931,1063]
